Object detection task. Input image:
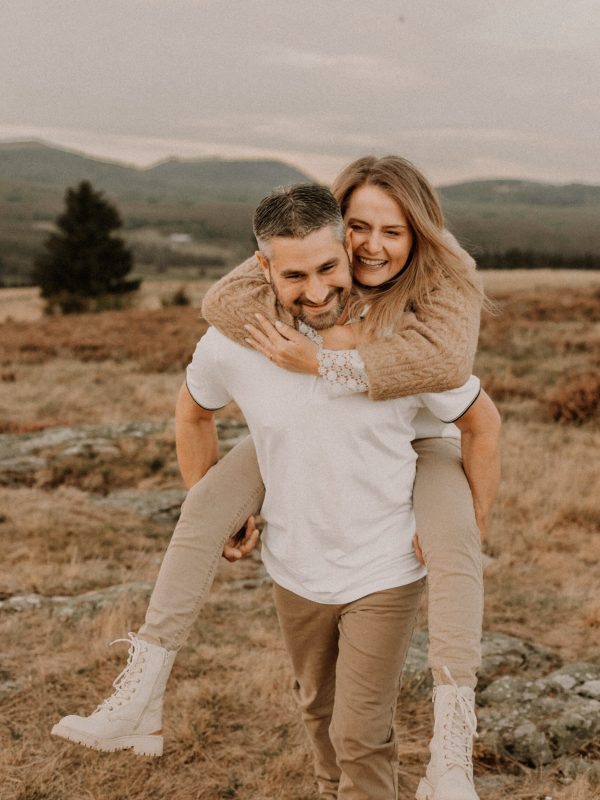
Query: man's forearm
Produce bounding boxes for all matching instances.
[460,429,501,536]
[176,417,219,489]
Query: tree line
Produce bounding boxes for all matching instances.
[5,181,600,306]
[476,248,600,270]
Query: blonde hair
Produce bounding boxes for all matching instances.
[332,155,484,339]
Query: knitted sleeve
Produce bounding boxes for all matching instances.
[357,279,482,401]
[201,255,295,346]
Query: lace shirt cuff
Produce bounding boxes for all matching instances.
[317,348,370,396]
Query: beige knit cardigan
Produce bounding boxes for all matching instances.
[201,234,482,401]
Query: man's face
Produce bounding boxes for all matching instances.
[257,226,352,330]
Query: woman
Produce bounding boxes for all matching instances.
[53,157,499,800]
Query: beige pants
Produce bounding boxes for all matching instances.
[273,579,425,800]
[140,436,482,688]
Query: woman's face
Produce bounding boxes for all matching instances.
[344,184,414,287]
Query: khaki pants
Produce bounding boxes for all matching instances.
[273,579,424,800]
[140,435,482,688]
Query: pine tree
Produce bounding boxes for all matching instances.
[33,181,139,312]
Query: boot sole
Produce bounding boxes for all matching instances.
[51,722,163,757]
[415,777,433,800]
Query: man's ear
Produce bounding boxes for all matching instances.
[255,251,270,282]
[344,228,353,263]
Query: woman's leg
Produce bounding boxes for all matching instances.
[51,435,265,756]
[412,436,482,688]
[140,434,265,650]
[412,436,482,800]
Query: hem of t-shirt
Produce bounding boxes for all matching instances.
[440,385,481,424]
[185,378,228,412]
[265,566,427,605]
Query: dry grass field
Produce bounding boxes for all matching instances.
[1,272,599,800]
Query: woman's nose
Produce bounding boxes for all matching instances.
[364,231,382,254]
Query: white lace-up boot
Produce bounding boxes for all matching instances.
[51,633,176,756]
[415,668,479,800]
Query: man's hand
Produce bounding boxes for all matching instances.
[222,516,260,562]
[454,389,501,542]
[244,314,319,374]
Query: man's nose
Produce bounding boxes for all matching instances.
[304,274,330,304]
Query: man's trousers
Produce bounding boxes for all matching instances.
[273,579,425,800]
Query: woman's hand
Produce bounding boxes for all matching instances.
[244,313,319,374]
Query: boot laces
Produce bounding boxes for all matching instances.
[434,666,478,775]
[95,632,146,713]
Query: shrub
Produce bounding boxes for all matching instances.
[161,286,191,307]
[546,371,600,425]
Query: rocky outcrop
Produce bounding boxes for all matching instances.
[0,421,170,484]
[0,418,249,486]
[95,488,187,521]
[478,662,600,766]
[402,630,559,696]
[0,582,153,618]
[403,632,598,767]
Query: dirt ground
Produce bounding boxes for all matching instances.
[1,274,599,800]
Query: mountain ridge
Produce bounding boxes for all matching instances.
[0,141,313,204]
[2,140,600,207]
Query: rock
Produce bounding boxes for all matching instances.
[0,679,19,700]
[556,757,600,787]
[0,582,153,617]
[0,421,170,459]
[401,630,559,697]
[401,630,431,693]
[543,662,600,689]
[95,488,186,522]
[478,632,559,687]
[216,419,250,455]
[401,632,599,767]
[550,672,578,691]
[61,439,121,458]
[0,419,249,484]
[478,664,600,766]
[579,679,600,699]
[478,675,545,706]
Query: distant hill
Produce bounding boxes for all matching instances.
[1,141,599,286]
[0,141,313,203]
[438,179,600,207]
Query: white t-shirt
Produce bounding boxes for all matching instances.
[186,327,481,604]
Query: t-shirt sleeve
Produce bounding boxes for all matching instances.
[419,375,481,423]
[185,328,233,410]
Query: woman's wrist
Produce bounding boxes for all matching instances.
[320,324,357,350]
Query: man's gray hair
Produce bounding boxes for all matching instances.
[253,183,346,256]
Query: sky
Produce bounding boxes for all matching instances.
[1,0,599,185]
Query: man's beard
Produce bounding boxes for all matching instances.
[296,287,350,329]
[268,267,351,330]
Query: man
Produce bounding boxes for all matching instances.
[54,185,500,799]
